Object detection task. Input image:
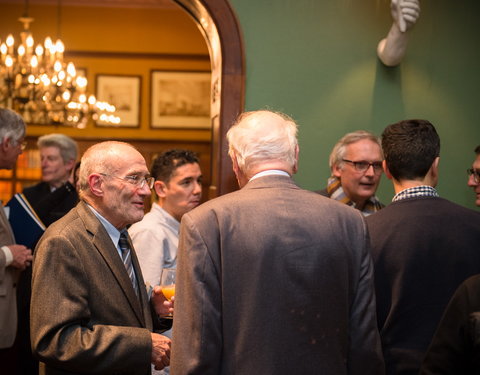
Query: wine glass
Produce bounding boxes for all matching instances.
[160,268,176,318]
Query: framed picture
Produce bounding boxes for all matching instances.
[150,70,211,129]
[95,75,141,127]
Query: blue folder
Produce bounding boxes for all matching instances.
[6,193,45,249]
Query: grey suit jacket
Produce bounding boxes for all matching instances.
[171,175,384,375]
[0,202,18,348]
[31,201,160,375]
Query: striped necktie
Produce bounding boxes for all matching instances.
[119,231,139,297]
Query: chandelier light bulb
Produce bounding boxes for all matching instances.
[26,35,34,48]
[5,55,13,67]
[66,62,76,77]
[18,45,25,57]
[30,55,38,68]
[54,60,62,72]
[62,90,71,101]
[44,37,53,50]
[6,35,14,47]
[55,39,64,54]
[35,44,43,56]
[1,43,7,55]
[40,74,50,86]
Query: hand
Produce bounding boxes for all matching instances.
[151,285,174,317]
[391,0,421,32]
[9,245,32,270]
[151,333,171,370]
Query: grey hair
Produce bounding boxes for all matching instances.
[38,133,78,164]
[0,108,26,145]
[328,130,382,171]
[78,141,138,198]
[226,110,298,175]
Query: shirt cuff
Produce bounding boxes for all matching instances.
[1,246,13,266]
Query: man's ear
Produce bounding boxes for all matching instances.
[1,137,12,152]
[332,163,342,178]
[383,160,393,180]
[431,157,440,177]
[89,174,104,197]
[428,156,440,187]
[154,180,167,198]
[292,144,300,174]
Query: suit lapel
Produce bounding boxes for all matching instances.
[0,202,15,244]
[78,202,146,326]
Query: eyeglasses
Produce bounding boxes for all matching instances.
[14,140,26,150]
[100,173,155,189]
[467,168,480,184]
[342,159,383,174]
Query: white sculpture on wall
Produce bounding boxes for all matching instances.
[377,0,421,67]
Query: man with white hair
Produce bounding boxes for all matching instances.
[23,133,78,227]
[171,110,384,374]
[0,108,32,374]
[31,141,172,374]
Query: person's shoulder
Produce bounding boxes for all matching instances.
[437,197,480,213]
[23,181,47,195]
[314,187,328,197]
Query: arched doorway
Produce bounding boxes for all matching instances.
[174,0,245,198]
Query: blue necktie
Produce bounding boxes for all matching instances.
[119,231,139,297]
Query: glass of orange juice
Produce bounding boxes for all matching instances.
[160,268,175,318]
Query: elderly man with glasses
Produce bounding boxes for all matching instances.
[317,130,385,216]
[30,141,172,375]
[467,145,480,206]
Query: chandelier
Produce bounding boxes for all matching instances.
[0,7,119,128]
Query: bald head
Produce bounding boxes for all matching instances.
[78,141,142,198]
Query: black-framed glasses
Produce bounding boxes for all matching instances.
[100,173,154,189]
[467,168,480,184]
[342,159,383,174]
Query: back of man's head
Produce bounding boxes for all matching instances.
[151,149,199,184]
[382,119,440,181]
[38,133,78,163]
[0,108,25,144]
[226,110,298,175]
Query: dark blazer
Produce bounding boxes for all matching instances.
[366,196,480,375]
[31,201,167,375]
[171,175,384,375]
[23,181,78,227]
[420,275,480,375]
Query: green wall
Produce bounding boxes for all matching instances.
[229,0,480,209]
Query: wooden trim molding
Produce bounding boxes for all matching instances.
[174,0,246,198]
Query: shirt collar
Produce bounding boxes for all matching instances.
[249,169,290,182]
[392,185,439,202]
[87,204,123,246]
[152,202,180,234]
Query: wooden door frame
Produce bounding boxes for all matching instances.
[174,0,245,198]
